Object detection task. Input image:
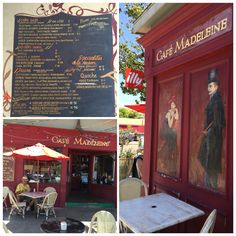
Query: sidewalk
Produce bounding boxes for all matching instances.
[3,206,117,233]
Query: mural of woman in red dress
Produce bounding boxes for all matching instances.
[158,97,179,177]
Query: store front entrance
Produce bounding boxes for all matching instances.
[68,151,95,204]
[67,150,116,207]
[71,153,89,192]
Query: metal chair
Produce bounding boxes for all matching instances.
[119,177,148,201]
[3,186,10,210]
[36,191,57,220]
[200,209,217,233]
[43,187,56,194]
[88,210,116,233]
[8,190,26,220]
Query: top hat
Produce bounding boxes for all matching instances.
[208,68,219,84]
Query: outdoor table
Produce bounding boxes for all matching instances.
[19,191,47,200]
[40,217,86,233]
[19,191,48,211]
[119,192,204,233]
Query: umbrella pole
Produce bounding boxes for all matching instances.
[37,160,39,191]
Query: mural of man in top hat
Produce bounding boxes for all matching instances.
[197,68,226,190]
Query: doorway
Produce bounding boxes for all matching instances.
[69,151,91,204]
[67,150,116,207]
[68,151,105,204]
[71,153,90,193]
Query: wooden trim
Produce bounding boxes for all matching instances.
[139,4,232,47]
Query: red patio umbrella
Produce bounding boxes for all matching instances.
[4,143,70,190]
[125,104,145,114]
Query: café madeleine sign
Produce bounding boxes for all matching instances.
[51,135,111,147]
[154,8,232,65]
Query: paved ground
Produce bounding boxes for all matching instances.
[3,206,117,233]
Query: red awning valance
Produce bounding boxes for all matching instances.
[125,104,145,114]
[120,125,144,134]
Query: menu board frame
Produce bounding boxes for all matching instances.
[11,12,114,117]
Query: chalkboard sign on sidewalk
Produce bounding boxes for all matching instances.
[3,157,15,182]
[11,13,115,117]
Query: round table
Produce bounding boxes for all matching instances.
[40,217,85,233]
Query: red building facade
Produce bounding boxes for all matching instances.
[138,3,233,232]
[3,124,117,207]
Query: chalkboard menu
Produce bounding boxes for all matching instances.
[3,157,15,182]
[11,13,115,117]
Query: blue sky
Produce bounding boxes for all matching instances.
[118,3,140,107]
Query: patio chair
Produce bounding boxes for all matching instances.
[36,191,58,220]
[3,186,10,210]
[43,187,56,194]
[200,209,217,233]
[119,177,148,201]
[119,178,148,233]
[88,210,116,233]
[3,222,12,233]
[8,190,26,220]
[35,187,56,204]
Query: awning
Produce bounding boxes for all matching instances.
[125,104,145,114]
[120,125,144,134]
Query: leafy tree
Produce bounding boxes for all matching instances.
[119,107,143,118]
[119,129,133,146]
[119,3,148,103]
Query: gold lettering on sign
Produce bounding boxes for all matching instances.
[51,136,69,144]
[73,137,111,147]
[174,18,228,53]
[156,17,229,63]
[156,45,173,62]
[51,135,111,147]
[221,18,228,30]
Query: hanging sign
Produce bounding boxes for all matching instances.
[125,68,144,90]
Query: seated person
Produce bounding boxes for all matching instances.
[26,172,36,181]
[136,155,143,179]
[107,175,113,185]
[100,172,108,184]
[15,176,35,211]
[128,146,144,179]
[42,172,50,183]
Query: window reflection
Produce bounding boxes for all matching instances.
[24,160,61,184]
[93,154,115,185]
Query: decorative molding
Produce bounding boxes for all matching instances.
[35,3,118,69]
[3,50,16,114]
